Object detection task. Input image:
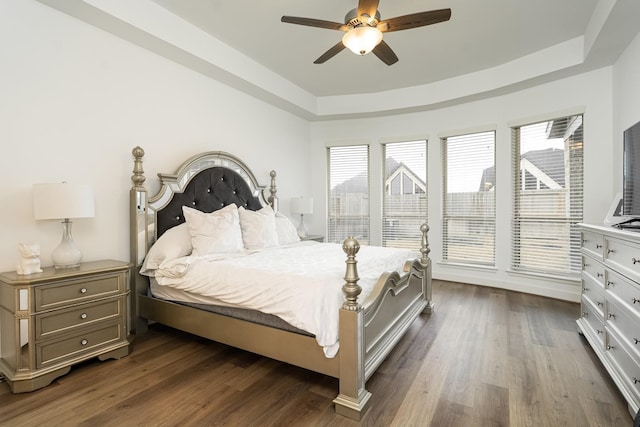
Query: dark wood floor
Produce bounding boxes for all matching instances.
[0,280,633,426]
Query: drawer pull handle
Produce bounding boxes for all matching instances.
[607,281,614,287]
[634,378,640,384]
[607,249,614,254]
[80,288,87,294]
[81,339,88,346]
[80,313,87,320]
[634,338,639,345]
[607,344,614,350]
[596,273,603,278]
[583,263,589,268]
[596,301,603,307]
[596,329,603,334]
[583,287,589,292]
[633,298,639,304]
[608,313,615,319]
[582,312,588,317]
[634,258,640,264]
[596,244,602,249]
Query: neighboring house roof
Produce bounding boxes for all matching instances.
[331,158,426,193]
[479,148,565,191]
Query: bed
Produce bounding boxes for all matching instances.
[128,146,433,420]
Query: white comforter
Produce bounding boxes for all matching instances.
[152,241,415,357]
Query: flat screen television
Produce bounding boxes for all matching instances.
[622,120,640,219]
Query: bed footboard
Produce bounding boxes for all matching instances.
[333,225,432,420]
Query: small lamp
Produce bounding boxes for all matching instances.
[342,26,383,56]
[33,182,95,269]
[290,197,313,238]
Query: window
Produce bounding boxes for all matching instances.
[512,115,583,276]
[327,145,369,244]
[442,131,496,265]
[383,140,427,251]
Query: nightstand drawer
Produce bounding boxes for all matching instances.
[35,273,123,311]
[36,321,124,369]
[36,297,124,340]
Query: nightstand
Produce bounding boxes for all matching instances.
[301,235,324,242]
[0,259,131,393]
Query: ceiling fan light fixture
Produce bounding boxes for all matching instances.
[342,26,383,56]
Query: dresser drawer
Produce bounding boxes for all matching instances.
[580,295,606,349]
[607,299,640,361]
[582,256,605,288]
[582,279,606,318]
[606,268,640,317]
[606,331,640,403]
[35,273,123,312]
[36,297,124,340]
[605,236,640,284]
[36,321,124,369]
[582,230,604,260]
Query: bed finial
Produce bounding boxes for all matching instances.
[342,236,362,310]
[131,146,146,190]
[268,170,278,211]
[420,223,430,265]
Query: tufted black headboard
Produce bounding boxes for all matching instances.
[157,166,263,237]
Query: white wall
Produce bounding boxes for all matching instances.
[0,1,311,272]
[310,68,614,302]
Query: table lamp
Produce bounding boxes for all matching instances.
[290,197,313,238]
[33,182,95,269]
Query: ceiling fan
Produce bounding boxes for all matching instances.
[281,0,451,66]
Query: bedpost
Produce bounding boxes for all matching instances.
[420,223,434,314]
[334,237,371,420]
[130,146,149,334]
[267,170,278,212]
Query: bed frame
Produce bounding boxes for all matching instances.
[128,146,433,420]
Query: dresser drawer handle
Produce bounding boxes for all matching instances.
[596,273,603,278]
[583,263,589,268]
[634,258,640,264]
[582,312,588,317]
[634,338,639,345]
[596,329,603,334]
[596,301,603,307]
[80,288,87,294]
[596,244,602,249]
[607,344,614,350]
[583,287,589,292]
[607,281,614,287]
[634,378,640,384]
[633,298,639,304]
[80,339,88,346]
[608,313,615,319]
[80,313,88,320]
[607,249,614,254]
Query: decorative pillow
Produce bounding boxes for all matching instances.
[182,204,244,256]
[140,223,192,276]
[275,212,301,245]
[238,206,279,250]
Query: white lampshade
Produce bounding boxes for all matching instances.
[33,183,95,220]
[342,26,383,56]
[290,197,313,215]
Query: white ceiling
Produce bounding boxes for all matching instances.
[150,0,601,97]
[37,0,640,119]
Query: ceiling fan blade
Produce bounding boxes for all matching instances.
[372,40,398,66]
[314,42,347,64]
[379,9,451,33]
[357,0,380,21]
[281,16,349,31]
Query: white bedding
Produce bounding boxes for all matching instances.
[151,241,415,357]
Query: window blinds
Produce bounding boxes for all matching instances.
[382,140,427,252]
[327,145,370,244]
[511,115,583,276]
[442,131,496,265]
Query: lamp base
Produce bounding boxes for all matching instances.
[52,220,82,269]
[297,214,308,238]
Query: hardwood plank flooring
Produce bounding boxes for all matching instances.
[0,280,633,426]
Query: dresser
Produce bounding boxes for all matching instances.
[578,224,640,415]
[0,259,131,392]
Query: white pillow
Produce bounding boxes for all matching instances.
[182,204,244,256]
[275,212,301,245]
[238,206,279,250]
[140,223,192,276]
